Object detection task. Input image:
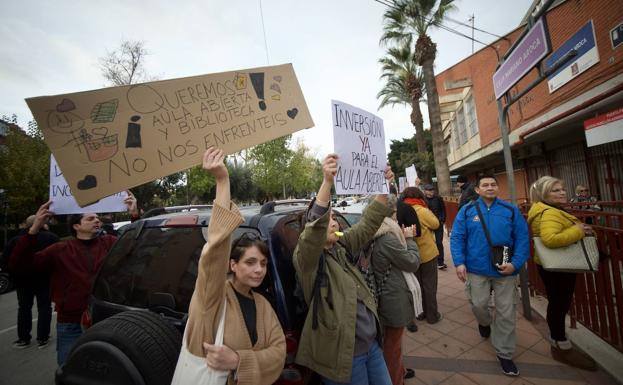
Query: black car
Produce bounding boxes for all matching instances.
[56,200,353,385]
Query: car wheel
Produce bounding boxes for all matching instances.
[0,272,13,294]
[56,310,182,385]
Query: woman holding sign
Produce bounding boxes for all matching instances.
[171,147,285,385]
[293,153,395,385]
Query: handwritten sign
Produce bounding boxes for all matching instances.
[405,165,418,187]
[398,176,407,193]
[332,100,387,195]
[27,64,314,206]
[49,155,128,215]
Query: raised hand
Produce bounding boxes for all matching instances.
[402,225,416,239]
[124,190,139,217]
[28,201,54,235]
[202,147,228,181]
[322,154,339,183]
[383,163,394,182]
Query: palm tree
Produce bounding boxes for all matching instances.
[376,38,430,181]
[381,0,455,196]
[377,35,427,155]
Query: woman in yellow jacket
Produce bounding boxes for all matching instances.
[401,187,441,324]
[527,176,596,371]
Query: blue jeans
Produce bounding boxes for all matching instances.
[56,323,83,365]
[322,341,392,385]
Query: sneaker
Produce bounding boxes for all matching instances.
[437,263,448,270]
[427,312,443,324]
[37,338,49,349]
[12,339,31,349]
[497,356,519,376]
[404,368,415,379]
[551,345,597,371]
[406,322,418,333]
[478,324,491,338]
[415,313,426,321]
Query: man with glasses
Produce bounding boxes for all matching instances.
[9,193,139,365]
[570,185,600,224]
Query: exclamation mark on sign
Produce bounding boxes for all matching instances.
[250,73,267,111]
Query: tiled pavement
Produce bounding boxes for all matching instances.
[402,239,620,385]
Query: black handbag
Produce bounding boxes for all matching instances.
[474,203,513,269]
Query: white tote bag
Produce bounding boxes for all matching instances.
[533,236,599,273]
[171,301,230,385]
[402,272,424,317]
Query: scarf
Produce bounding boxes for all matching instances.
[404,197,427,207]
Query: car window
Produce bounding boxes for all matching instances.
[94,223,261,313]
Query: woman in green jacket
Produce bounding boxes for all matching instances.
[527,176,596,370]
[369,194,420,385]
[293,154,395,385]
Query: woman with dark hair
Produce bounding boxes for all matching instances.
[171,147,285,385]
[401,187,442,324]
[527,176,596,370]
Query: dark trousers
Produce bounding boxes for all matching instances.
[415,258,439,322]
[538,266,576,341]
[16,281,52,342]
[434,226,445,265]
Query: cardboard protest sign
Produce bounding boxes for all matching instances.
[332,100,387,195]
[27,64,313,206]
[49,155,128,215]
[405,165,418,187]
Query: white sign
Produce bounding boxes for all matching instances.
[546,20,599,93]
[405,165,418,187]
[398,176,407,193]
[50,155,128,214]
[331,100,387,195]
[584,107,623,147]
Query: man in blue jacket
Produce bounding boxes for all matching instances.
[450,175,529,377]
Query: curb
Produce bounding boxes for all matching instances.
[530,294,623,384]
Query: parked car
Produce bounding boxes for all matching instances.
[0,266,14,294]
[336,201,366,226]
[56,200,353,385]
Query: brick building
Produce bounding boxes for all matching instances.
[436,0,623,203]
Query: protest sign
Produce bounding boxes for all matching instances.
[331,100,387,195]
[398,176,407,193]
[405,165,418,187]
[49,155,128,215]
[27,64,314,206]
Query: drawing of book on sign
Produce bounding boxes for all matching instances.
[85,133,118,162]
[90,99,119,123]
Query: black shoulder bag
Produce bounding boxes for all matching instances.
[473,203,513,269]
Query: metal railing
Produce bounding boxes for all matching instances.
[444,199,623,354]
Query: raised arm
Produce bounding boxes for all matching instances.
[194,148,243,311]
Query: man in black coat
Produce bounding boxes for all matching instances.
[457,175,478,209]
[4,215,58,349]
[423,184,447,269]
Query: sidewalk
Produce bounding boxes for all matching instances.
[402,239,621,385]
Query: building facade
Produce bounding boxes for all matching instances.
[436,0,623,203]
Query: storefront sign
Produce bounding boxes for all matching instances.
[546,20,599,93]
[584,107,623,147]
[493,18,549,99]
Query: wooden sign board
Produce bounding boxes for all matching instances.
[26,64,313,206]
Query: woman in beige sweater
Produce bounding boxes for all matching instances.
[172,147,285,385]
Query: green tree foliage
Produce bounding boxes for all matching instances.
[388,131,435,183]
[0,121,50,226]
[286,141,323,198]
[250,136,293,202]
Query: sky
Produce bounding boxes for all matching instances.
[1,0,534,158]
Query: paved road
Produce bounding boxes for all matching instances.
[0,291,57,385]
